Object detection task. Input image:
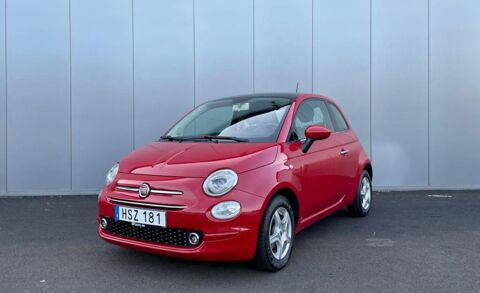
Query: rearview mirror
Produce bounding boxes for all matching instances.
[302,125,331,153]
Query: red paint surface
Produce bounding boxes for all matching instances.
[98,94,371,261]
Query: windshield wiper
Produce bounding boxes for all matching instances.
[201,135,249,142]
[160,135,185,142]
[160,135,248,142]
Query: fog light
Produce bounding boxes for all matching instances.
[188,233,200,245]
[211,201,241,220]
[100,218,108,229]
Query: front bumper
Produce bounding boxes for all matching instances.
[98,182,264,261]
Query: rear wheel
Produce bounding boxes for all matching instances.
[348,171,372,217]
[253,195,294,272]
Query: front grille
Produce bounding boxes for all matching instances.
[104,218,202,247]
[116,185,183,195]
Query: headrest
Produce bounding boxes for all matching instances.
[296,106,314,123]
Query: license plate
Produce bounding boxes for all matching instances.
[115,205,166,227]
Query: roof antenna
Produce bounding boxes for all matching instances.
[295,82,299,93]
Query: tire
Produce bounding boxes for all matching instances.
[348,170,372,217]
[253,195,295,272]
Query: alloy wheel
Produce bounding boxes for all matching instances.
[360,177,371,211]
[268,207,293,260]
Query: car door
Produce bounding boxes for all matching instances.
[283,99,341,218]
[326,101,359,197]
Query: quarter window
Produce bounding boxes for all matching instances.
[327,103,349,132]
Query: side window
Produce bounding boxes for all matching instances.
[327,103,349,132]
[291,99,334,141]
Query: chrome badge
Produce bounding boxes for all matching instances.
[138,183,151,198]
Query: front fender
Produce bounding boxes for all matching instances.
[236,160,301,199]
[236,160,304,227]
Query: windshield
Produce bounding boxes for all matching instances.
[164,97,292,142]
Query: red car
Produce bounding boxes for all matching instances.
[98,93,372,271]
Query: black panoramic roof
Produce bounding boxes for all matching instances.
[212,93,300,103]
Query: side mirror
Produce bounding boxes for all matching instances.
[302,125,331,153]
[305,125,331,140]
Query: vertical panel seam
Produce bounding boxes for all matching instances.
[69,0,72,190]
[252,0,255,93]
[369,0,373,161]
[4,0,7,192]
[193,0,196,106]
[427,0,430,186]
[311,0,314,93]
[132,0,135,150]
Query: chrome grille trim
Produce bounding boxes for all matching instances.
[116,185,183,195]
[108,197,186,210]
[116,186,138,192]
[150,189,183,195]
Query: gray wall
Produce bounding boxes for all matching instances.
[1,0,479,195]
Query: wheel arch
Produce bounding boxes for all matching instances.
[364,162,373,180]
[264,184,300,225]
[346,157,373,206]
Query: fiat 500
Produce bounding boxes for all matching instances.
[98,93,372,271]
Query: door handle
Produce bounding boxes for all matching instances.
[340,149,350,156]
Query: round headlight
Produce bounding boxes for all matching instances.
[105,163,119,186]
[211,201,241,220]
[203,169,238,197]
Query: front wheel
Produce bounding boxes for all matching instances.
[348,170,372,217]
[253,195,294,272]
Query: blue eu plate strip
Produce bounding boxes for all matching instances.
[114,205,119,220]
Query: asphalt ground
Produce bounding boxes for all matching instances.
[0,190,479,293]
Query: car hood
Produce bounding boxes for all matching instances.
[118,141,279,178]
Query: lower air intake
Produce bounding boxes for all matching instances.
[104,218,202,247]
